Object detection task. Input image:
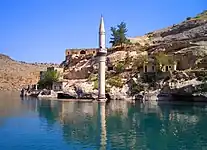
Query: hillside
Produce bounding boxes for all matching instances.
[64,11,207,77]
[0,54,59,91]
[127,10,207,69]
[129,10,207,44]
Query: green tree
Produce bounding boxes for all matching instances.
[109,27,119,46]
[154,52,174,71]
[132,55,148,72]
[38,70,59,89]
[110,22,130,47]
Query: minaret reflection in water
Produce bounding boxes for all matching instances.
[100,102,107,150]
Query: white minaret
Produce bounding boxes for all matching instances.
[98,15,107,101]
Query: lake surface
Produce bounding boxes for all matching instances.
[1,92,207,150]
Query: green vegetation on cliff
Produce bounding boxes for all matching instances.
[107,76,124,88]
[194,10,207,20]
[115,61,125,73]
[38,70,59,89]
[187,10,207,20]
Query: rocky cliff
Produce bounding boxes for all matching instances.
[60,10,207,101]
[131,10,207,69]
[0,54,58,91]
[65,10,207,77]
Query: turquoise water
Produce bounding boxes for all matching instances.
[1,93,207,149]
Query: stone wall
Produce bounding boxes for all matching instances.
[175,53,198,70]
[65,48,98,57]
[63,67,93,80]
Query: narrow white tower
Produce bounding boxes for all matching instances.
[98,15,107,101]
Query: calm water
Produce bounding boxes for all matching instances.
[1,92,207,150]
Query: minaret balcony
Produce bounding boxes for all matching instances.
[97,49,107,56]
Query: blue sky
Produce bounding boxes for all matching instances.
[0,0,206,63]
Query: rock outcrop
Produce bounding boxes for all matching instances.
[129,11,207,70]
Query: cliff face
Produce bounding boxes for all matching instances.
[129,11,207,70]
[0,54,58,91]
[147,19,207,50]
[63,14,207,79]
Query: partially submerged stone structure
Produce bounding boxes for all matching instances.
[52,80,68,91]
[65,48,98,64]
[65,48,98,57]
[143,57,177,73]
[39,66,64,81]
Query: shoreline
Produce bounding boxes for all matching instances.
[2,86,207,104]
[21,96,207,106]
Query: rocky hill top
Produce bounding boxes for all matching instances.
[129,10,207,44]
[0,54,59,91]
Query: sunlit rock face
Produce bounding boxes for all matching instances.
[0,54,58,91]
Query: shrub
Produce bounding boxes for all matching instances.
[195,71,207,81]
[155,52,169,64]
[106,86,110,93]
[154,52,174,70]
[130,82,144,95]
[107,76,124,88]
[132,55,148,72]
[135,42,141,46]
[115,61,125,73]
[194,10,207,20]
[186,17,191,20]
[93,79,110,93]
[200,83,207,92]
[142,72,156,83]
[88,73,98,81]
[93,80,98,89]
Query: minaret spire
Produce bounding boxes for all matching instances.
[99,15,106,51]
[99,15,105,34]
[97,15,107,101]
